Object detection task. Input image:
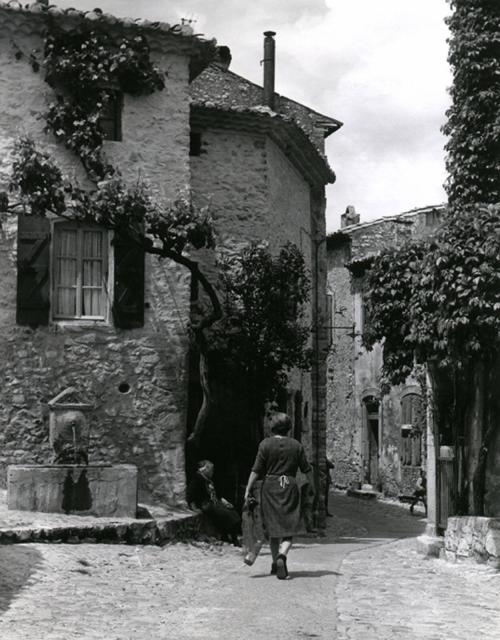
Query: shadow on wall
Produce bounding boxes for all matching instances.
[0,546,43,615]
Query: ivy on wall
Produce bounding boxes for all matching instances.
[42,27,165,179]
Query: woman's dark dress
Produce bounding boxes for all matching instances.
[251,436,311,537]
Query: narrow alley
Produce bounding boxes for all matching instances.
[1,493,499,640]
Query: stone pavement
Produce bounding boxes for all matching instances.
[0,492,499,639]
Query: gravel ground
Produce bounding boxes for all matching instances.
[0,492,498,640]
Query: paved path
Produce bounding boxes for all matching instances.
[1,493,499,639]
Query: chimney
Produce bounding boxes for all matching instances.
[341,205,360,229]
[262,31,276,110]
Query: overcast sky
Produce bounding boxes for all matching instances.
[57,0,452,231]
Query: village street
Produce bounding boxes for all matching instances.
[1,493,499,640]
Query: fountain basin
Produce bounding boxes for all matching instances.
[7,464,138,518]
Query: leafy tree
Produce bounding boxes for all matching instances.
[443,0,500,207]
[187,242,312,492]
[364,0,500,515]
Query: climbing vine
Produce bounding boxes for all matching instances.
[42,27,165,180]
[443,0,500,208]
[362,0,500,515]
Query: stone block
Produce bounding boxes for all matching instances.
[7,464,138,517]
[346,488,378,500]
[416,534,444,558]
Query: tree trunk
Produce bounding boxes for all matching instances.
[464,360,488,515]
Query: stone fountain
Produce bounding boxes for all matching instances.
[7,387,138,518]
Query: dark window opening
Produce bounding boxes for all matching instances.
[100,92,122,141]
[190,132,202,156]
[425,209,440,227]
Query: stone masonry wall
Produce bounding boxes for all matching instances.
[326,208,441,494]
[190,127,316,456]
[444,516,500,568]
[0,23,194,506]
[326,246,360,488]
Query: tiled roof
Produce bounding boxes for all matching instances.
[329,204,447,236]
[0,1,196,36]
[191,102,336,185]
[0,2,217,78]
[191,64,342,151]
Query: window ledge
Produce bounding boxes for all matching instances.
[50,320,113,333]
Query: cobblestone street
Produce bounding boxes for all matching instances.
[1,493,499,640]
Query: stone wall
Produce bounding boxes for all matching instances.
[444,516,500,568]
[0,23,194,505]
[190,125,318,456]
[326,207,442,494]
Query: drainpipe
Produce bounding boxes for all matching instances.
[262,31,276,110]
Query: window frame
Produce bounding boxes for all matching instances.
[50,220,114,325]
[400,392,424,467]
[99,90,123,142]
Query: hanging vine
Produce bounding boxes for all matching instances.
[42,26,165,180]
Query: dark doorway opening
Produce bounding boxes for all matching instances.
[363,396,380,487]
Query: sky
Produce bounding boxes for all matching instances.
[56,0,452,231]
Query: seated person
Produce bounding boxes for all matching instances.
[410,470,427,515]
[187,460,241,546]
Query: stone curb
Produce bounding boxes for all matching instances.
[0,513,202,546]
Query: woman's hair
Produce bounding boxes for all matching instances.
[269,412,292,435]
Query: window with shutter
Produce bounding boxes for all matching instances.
[52,222,110,322]
[112,235,145,329]
[17,214,51,327]
[17,217,144,329]
[400,393,423,466]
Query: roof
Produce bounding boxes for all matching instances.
[328,204,446,237]
[191,103,336,186]
[327,204,447,267]
[191,64,342,150]
[0,1,216,80]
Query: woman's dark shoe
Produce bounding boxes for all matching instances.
[270,562,277,575]
[276,554,288,580]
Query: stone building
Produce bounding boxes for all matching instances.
[189,38,341,504]
[0,1,216,506]
[326,205,444,496]
[0,4,340,509]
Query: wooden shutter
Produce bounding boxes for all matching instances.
[17,214,51,327]
[112,235,145,329]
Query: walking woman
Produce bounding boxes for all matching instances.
[244,412,315,579]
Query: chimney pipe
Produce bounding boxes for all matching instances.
[263,31,276,110]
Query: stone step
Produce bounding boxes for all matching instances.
[0,512,201,545]
[346,488,380,500]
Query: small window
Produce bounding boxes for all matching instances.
[189,132,202,156]
[52,223,110,321]
[100,92,122,141]
[425,209,440,227]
